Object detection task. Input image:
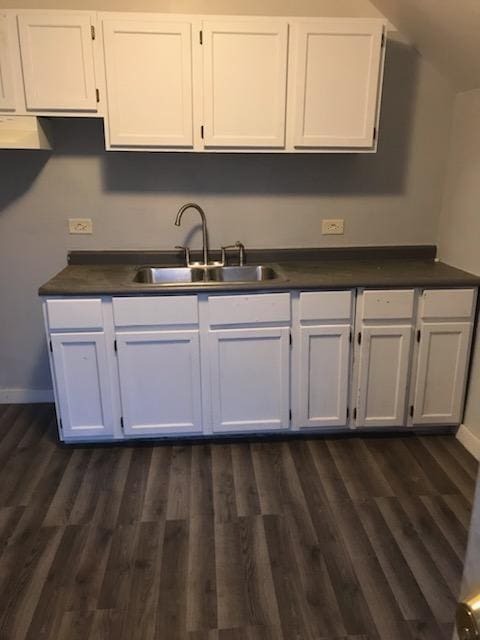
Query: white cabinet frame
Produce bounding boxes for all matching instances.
[103,16,195,149]
[288,19,385,149]
[17,11,98,112]
[201,19,289,148]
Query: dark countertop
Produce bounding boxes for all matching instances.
[38,246,480,296]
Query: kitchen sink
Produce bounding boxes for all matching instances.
[207,265,280,282]
[133,265,283,285]
[134,266,206,284]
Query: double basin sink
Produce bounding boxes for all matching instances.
[134,265,283,285]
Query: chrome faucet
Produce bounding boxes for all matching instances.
[175,203,209,267]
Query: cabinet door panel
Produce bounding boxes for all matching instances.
[413,322,472,425]
[356,325,412,427]
[51,332,114,439]
[103,19,193,147]
[0,14,16,110]
[292,20,383,148]
[18,13,97,111]
[203,20,288,148]
[116,331,202,435]
[297,324,350,428]
[209,327,290,432]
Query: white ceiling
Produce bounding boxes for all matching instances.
[370,0,480,91]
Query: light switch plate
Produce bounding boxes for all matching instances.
[322,219,344,235]
[69,218,93,234]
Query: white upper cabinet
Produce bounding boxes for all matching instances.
[103,16,194,148]
[202,19,288,148]
[290,19,385,149]
[17,12,98,112]
[0,14,16,111]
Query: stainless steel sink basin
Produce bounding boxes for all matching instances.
[207,265,280,282]
[134,267,206,284]
[133,264,283,285]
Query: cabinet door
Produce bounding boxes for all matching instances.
[116,331,202,435]
[412,322,473,425]
[51,332,115,439]
[356,325,412,427]
[292,20,384,148]
[103,18,194,148]
[296,324,350,428]
[202,20,288,148]
[209,327,290,432]
[18,13,97,111]
[0,14,16,110]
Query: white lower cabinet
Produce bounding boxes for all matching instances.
[116,330,202,435]
[209,327,290,433]
[412,322,472,425]
[50,332,115,439]
[411,289,476,426]
[43,286,477,442]
[355,324,413,427]
[296,324,351,427]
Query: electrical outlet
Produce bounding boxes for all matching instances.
[69,218,93,234]
[322,219,344,235]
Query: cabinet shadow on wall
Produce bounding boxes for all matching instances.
[0,37,418,214]
[99,38,418,197]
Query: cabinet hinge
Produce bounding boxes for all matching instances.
[91,25,96,40]
[357,331,362,345]
[49,340,53,353]
[200,125,204,139]
[417,329,421,343]
[289,409,292,421]
[373,127,377,141]
[120,416,124,429]
[353,407,357,420]
[289,333,292,347]
[58,418,62,431]
[349,330,352,343]
[346,407,350,419]
[410,405,414,418]
[114,339,117,352]
[199,30,203,44]
[96,88,100,103]
[381,32,385,47]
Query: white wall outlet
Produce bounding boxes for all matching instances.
[322,219,344,235]
[69,218,93,234]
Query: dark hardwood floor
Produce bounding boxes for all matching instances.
[0,403,477,640]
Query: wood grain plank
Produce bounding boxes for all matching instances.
[231,444,261,517]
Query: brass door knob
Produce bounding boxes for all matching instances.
[457,595,480,640]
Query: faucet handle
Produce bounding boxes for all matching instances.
[175,245,191,267]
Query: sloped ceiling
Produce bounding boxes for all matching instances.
[370,0,480,91]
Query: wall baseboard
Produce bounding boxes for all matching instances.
[456,423,480,462]
[0,389,54,404]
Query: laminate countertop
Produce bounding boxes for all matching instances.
[38,247,480,296]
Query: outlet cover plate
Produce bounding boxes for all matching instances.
[322,219,344,235]
[69,218,93,234]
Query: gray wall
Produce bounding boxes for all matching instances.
[0,31,454,394]
[438,89,480,441]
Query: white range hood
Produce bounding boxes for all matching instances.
[0,115,52,150]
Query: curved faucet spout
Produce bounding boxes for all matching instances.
[175,203,209,267]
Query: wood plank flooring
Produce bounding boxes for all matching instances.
[0,403,477,640]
